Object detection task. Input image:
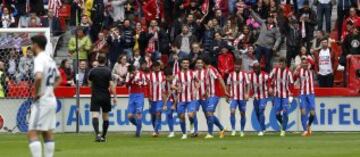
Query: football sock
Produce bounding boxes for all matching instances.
[102,120,109,138]
[155,116,161,133]
[213,116,224,131]
[29,140,42,157]
[282,112,289,131]
[276,114,283,126]
[230,113,236,130]
[240,115,246,131]
[136,117,142,136]
[92,118,100,135]
[129,117,137,126]
[167,113,174,132]
[207,115,214,135]
[259,109,265,131]
[308,113,315,127]
[151,114,156,129]
[301,113,307,131]
[193,114,198,133]
[180,120,186,134]
[44,140,55,157]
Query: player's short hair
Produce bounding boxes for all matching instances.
[152,61,161,67]
[279,57,286,64]
[180,57,190,63]
[31,35,47,50]
[234,59,242,65]
[97,54,107,64]
[164,67,173,76]
[195,57,203,63]
[128,64,136,73]
[202,56,211,65]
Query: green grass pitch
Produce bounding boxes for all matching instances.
[1,132,359,157]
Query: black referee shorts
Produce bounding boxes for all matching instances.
[90,96,111,112]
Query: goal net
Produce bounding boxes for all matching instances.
[0,28,52,133]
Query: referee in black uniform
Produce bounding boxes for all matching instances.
[88,54,117,142]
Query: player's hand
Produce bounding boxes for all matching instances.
[33,93,44,102]
[244,93,249,101]
[171,105,176,110]
[268,88,273,96]
[224,91,230,97]
[226,97,230,103]
[112,98,117,104]
[162,105,167,111]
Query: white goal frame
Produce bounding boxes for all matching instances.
[0,28,53,57]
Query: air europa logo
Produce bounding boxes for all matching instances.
[16,99,62,132]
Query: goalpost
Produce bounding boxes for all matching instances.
[0,28,53,133]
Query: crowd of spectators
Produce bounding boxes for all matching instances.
[0,0,359,98]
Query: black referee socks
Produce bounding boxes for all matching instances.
[102,120,110,138]
[92,118,100,135]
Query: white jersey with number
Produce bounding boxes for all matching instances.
[29,51,59,131]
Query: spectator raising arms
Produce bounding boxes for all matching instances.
[107,26,124,68]
[250,8,281,72]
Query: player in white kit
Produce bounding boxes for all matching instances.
[27,35,61,157]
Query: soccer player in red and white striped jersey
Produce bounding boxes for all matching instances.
[124,65,147,137]
[190,58,208,137]
[162,67,177,138]
[248,61,271,136]
[203,57,228,139]
[294,57,316,136]
[227,60,250,137]
[146,62,165,137]
[175,58,198,139]
[269,57,294,137]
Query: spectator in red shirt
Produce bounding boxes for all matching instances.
[217,44,234,80]
[341,7,360,41]
[142,0,164,23]
[59,59,74,86]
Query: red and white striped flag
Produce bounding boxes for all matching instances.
[49,0,63,17]
[201,0,209,15]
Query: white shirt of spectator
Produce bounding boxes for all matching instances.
[318,48,333,75]
[33,52,59,106]
[1,14,15,28]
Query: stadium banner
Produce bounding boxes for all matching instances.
[1,97,360,132]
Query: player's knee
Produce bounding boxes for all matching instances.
[240,112,246,117]
[127,114,134,119]
[188,112,194,118]
[206,112,213,116]
[27,130,38,141]
[179,114,185,120]
[310,110,315,115]
[42,131,53,141]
